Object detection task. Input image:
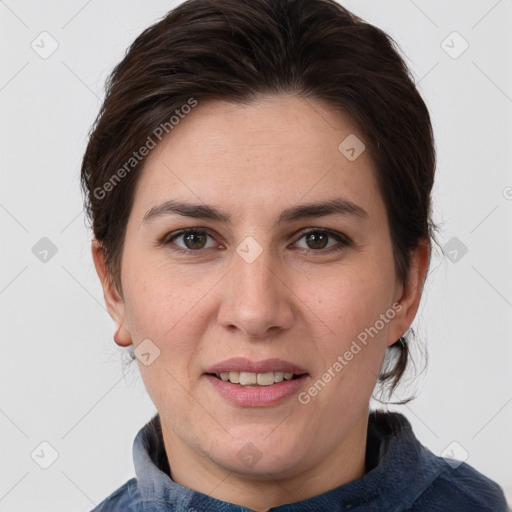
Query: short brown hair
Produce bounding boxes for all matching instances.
[81,0,437,396]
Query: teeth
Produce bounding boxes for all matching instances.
[239,372,257,385]
[256,372,274,386]
[228,371,240,384]
[216,371,299,386]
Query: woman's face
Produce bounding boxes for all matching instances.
[95,95,423,484]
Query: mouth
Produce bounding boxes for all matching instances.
[203,358,309,406]
[208,371,306,386]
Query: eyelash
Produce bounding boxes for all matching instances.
[162,228,353,256]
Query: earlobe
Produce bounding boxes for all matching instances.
[113,323,133,347]
[91,239,133,347]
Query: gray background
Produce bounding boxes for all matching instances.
[1,0,511,510]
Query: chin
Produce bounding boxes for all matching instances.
[210,433,308,479]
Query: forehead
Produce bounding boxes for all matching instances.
[130,95,383,224]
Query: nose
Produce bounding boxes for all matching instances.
[217,247,295,339]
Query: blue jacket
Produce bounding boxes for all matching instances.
[91,410,509,511]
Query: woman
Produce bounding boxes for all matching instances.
[81,0,508,510]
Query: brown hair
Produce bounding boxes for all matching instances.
[80,0,437,396]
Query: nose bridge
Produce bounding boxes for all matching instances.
[218,239,294,337]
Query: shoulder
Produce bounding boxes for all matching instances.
[370,411,509,511]
[89,478,142,512]
[411,455,509,511]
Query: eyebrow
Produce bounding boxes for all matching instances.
[142,197,369,226]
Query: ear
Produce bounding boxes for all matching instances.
[388,239,430,345]
[91,239,132,347]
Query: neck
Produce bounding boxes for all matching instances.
[161,412,369,511]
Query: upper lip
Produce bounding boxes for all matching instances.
[205,357,308,375]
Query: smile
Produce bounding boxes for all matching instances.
[203,357,310,406]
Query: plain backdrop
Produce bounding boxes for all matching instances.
[1,1,511,510]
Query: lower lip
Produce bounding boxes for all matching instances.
[204,374,308,407]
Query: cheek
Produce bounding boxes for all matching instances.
[308,262,393,332]
[304,263,395,383]
[122,250,209,335]
[121,264,205,415]
[121,252,231,384]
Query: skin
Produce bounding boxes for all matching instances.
[92,95,429,511]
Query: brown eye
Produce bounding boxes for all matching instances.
[166,229,217,251]
[183,231,208,250]
[294,229,352,253]
[305,232,329,250]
